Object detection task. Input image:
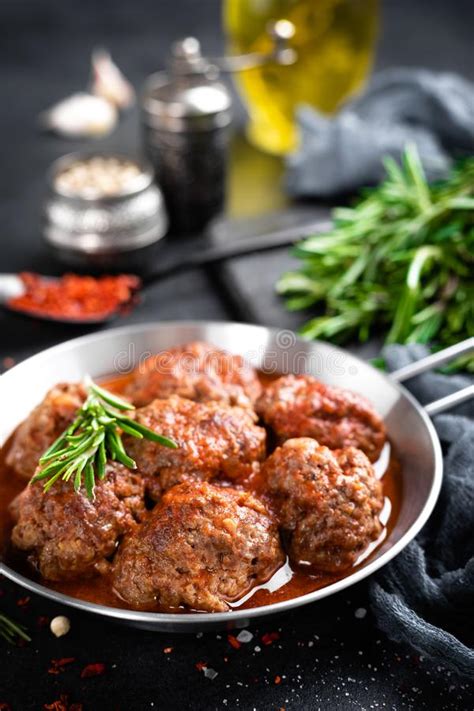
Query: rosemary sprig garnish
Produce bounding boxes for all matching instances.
[277,146,474,370]
[31,377,177,499]
[0,613,30,644]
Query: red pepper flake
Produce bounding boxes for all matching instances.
[8,273,141,322]
[0,703,12,711]
[16,596,30,607]
[1,357,15,370]
[48,657,76,675]
[195,661,207,672]
[80,662,106,678]
[163,647,173,654]
[274,675,282,685]
[37,615,50,627]
[43,695,83,711]
[261,631,280,646]
[227,634,241,650]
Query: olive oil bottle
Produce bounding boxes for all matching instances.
[224,0,379,155]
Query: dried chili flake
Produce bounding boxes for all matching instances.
[43,696,69,711]
[80,662,106,678]
[16,596,30,607]
[274,675,282,685]
[261,631,280,646]
[0,703,12,711]
[163,647,173,654]
[227,634,241,650]
[1,357,15,370]
[195,661,207,672]
[8,273,141,322]
[43,695,83,711]
[48,657,76,675]
[37,615,50,627]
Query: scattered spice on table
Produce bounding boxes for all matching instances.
[8,273,141,322]
[227,634,241,650]
[48,657,76,675]
[261,631,280,646]
[43,694,83,711]
[1,357,15,371]
[50,615,70,637]
[80,662,106,678]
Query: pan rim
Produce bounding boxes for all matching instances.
[0,320,443,627]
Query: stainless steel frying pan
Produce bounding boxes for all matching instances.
[0,322,472,632]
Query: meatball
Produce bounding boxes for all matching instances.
[125,395,267,499]
[7,383,85,480]
[113,481,284,612]
[256,374,386,461]
[125,341,261,408]
[262,438,383,573]
[11,463,145,581]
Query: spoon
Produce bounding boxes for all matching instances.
[0,273,126,325]
[0,216,331,325]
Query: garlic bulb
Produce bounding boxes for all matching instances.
[91,49,135,110]
[41,93,117,138]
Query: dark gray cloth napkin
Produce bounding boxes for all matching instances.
[370,343,474,679]
[286,68,474,197]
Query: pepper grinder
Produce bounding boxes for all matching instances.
[141,21,296,236]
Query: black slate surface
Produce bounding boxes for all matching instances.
[1,2,474,710]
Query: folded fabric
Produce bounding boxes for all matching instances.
[286,68,474,197]
[370,343,474,679]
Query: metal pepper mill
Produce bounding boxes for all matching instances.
[141,21,296,236]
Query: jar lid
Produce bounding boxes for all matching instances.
[142,38,232,132]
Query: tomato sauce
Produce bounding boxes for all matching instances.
[0,370,402,613]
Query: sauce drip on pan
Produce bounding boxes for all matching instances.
[0,370,402,613]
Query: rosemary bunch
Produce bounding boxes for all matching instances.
[277,147,474,369]
[0,613,30,644]
[32,378,177,499]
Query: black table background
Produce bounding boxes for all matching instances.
[1,2,474,709]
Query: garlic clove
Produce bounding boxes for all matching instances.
[91,48,135,110]
[40,93,118,138]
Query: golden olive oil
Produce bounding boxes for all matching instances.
[224,0,379,155]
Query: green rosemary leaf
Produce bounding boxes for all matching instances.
[0,613,31,644]
[96,439,107,480]
[118,416,178,448]
[33,379,177,499]
[89,381,134,411]
[278,146,474,368]
[117,421,144,439]
[84,461,95,500]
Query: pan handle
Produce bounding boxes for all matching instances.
[390,337,474,416]
[424,385,474,416]
[390,337,474,383]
